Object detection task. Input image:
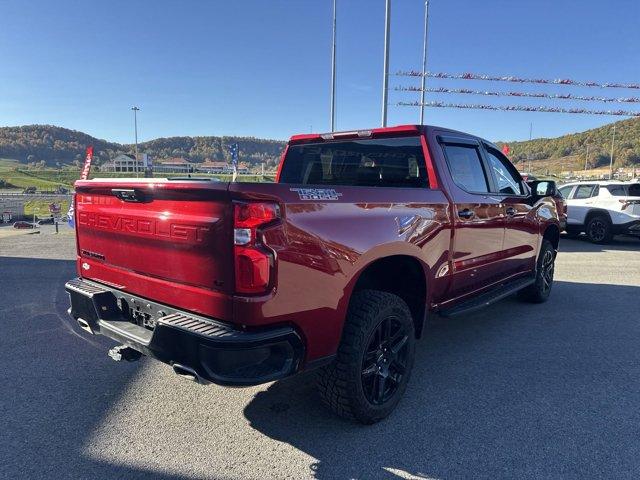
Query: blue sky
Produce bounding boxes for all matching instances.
[1,0,639,144]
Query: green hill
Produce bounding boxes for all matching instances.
[1,119,638,175]
[0,125,286,170]
[496,117,640,168]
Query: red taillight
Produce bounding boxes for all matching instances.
[234,202,279,228]
[233,202,280,294]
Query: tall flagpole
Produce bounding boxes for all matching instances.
[131,106,140,178]
[419,0,430,124]
[381,0,391,127]
[330,0,337,132]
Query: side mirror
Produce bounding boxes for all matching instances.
[527,180,556,198]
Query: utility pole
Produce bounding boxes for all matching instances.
[419,0,430,124]
[584,144,589,172]
[131,106,140,178]
[381,0,391,127]
[609,124,616,180]
[527,122,533,174]
[330,0,337,132]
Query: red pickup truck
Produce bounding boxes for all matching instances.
[66,125,560,423]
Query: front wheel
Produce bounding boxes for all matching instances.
[317,290,415,424]
[518,239,556,303]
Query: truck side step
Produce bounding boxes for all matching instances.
[439,276,535,317]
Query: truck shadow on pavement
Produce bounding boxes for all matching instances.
[0,256,195,480]
[244,280,640,479]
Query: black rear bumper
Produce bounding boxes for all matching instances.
[65,278,304,386]
[613,220,640,236]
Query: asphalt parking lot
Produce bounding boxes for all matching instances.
[1,228,640,479]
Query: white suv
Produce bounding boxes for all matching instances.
[559,180,640,243]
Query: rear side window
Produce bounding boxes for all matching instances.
[442,145,489,193]
[607,184,640,196]
[278,137,428,188]
[573,184,597,199]
[607,185,628,196]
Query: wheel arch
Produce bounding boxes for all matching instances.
[542,223,560,252]
[349,255,428,339]
[584,208,612,226]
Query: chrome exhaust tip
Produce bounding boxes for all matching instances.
[172,363,203,384]
[76,318,94,334]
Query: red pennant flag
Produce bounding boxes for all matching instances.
[80,146,94,180]
[502,144,510,156]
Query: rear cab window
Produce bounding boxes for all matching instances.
[279,137,428,188]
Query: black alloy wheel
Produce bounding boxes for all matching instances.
[361,315,410,406]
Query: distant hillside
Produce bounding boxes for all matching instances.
[0,125,120,166]
[1,119,639,172]
[139,136,285,168]
[0,125,286,169]
[496,117,640,168]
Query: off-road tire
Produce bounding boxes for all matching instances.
[586,215,613,244]
[317,290,415,424]
[518,239,555,303]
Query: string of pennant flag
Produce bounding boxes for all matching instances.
[394,71,640,90]
[395,101,640,117]
[394,86,640,104]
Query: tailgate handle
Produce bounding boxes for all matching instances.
[112,189,146,202]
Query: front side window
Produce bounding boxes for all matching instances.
[558,185,574,198]
[573,184,596,199]
[278,137,428,188]
[485,149,524,195]
[442,144,489,193]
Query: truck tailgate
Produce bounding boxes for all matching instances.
[74,179,234,318]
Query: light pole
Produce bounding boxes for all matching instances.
[381,0,391,127]
[330,0,337,132]
[131,106,140,177]
[419,0,430,124]
[609,124,616,180]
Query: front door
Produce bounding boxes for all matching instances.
[438,136,506,298]
[483,144,538,276]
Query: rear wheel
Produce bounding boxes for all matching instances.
[586,215,613,244]
[518,239,555,303]
[317,290,415,424]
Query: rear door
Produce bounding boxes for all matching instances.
[437,135,506,297]
[482,144,538,276]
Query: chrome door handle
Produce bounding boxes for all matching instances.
[458,209,474,219]
[505,207,516,216]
